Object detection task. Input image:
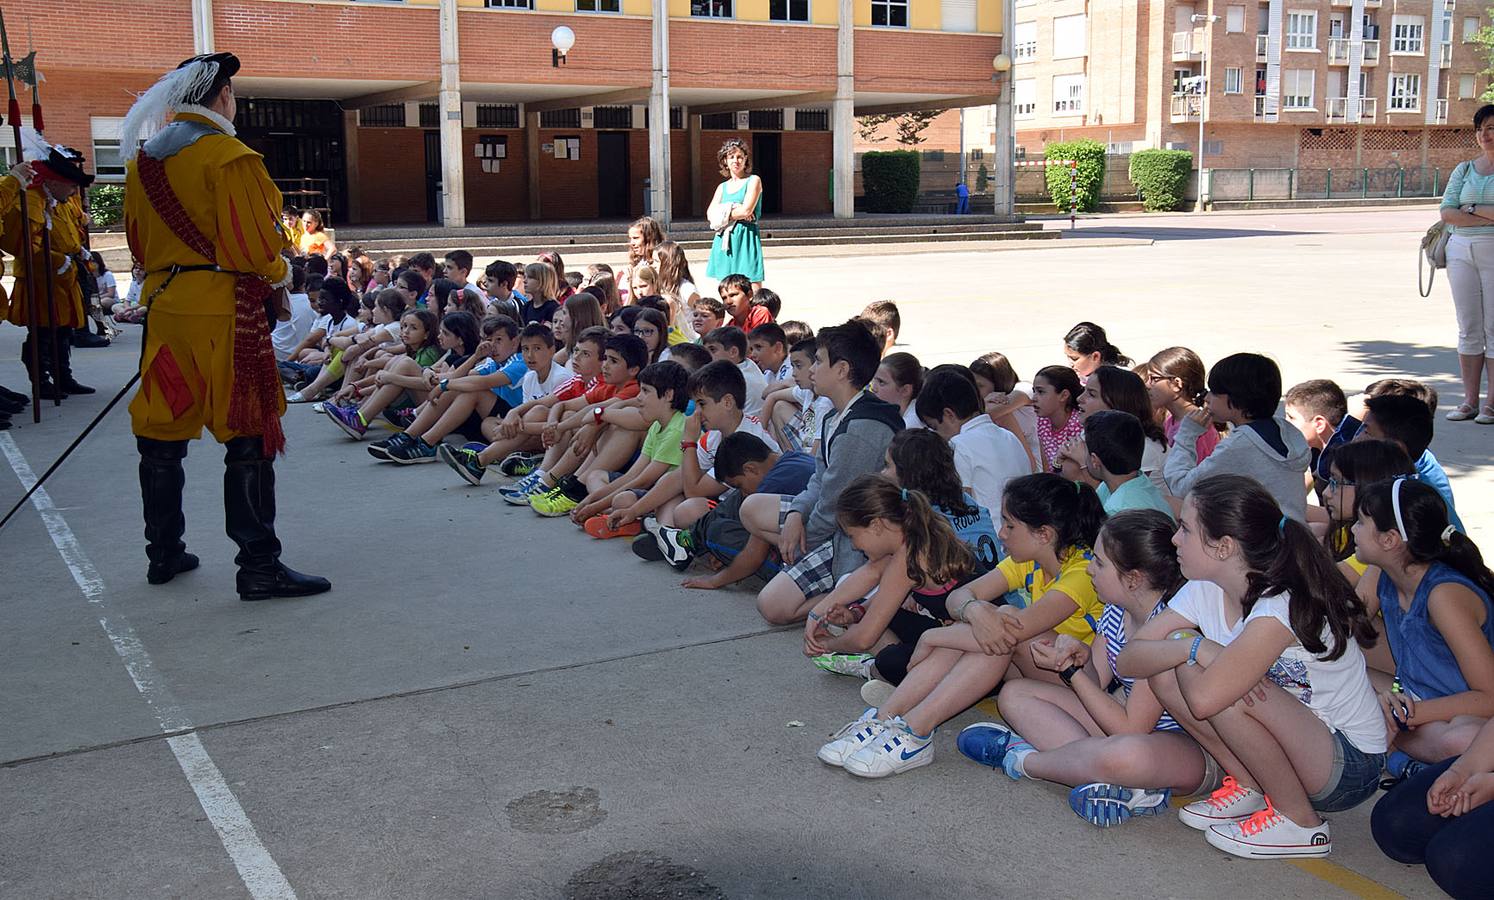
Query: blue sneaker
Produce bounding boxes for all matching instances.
[463,442,488,454]
[956,721,1032,780]
[1386,750,1427,783]
[386,437,438,464]
[500,472,545,505]
[1068,782,1172,827]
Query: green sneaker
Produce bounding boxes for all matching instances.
[812,653,874,678]
[530,485,580,517]
[437,443,487,485]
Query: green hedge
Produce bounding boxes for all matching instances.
[1129,149,1193,212]
[89,184,125,227]
[1041,139,1106,212]
[861,150,921,213]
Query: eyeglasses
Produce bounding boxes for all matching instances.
[634,327,659,337]
[1326,476,1355,491]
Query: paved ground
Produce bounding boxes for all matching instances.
[0,207,1476,898]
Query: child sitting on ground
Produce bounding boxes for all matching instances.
[1285,378,1352,495]
[720,273,770,332]
[860,301,900,356]
[703,325,767,418]
[1068,410,1173,518]
[1075,366,1171,495]
[692,296,727,339]
[1032,365,1084,473]
[1354,478,1494,775]
[1163,352,1311,522]
[872,352,923,430]
[289,288,406,403]
[817,473,1106,778]
[1359,390,1467,533]
[739,322,906,625]
[1146,346,1220,464]
[914,366,1030,516]
[326,309,442,436]
[519,262,560,324]
[960,509,1211,827]
[1320,439,1414,583]
[762,337,829,453]
[972,351,1039,473]
[748,322,793,390]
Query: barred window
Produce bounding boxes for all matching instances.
[359,104,406,127]
[475,104,519,129]
[540,108,582,128]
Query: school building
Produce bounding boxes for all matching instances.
[12,0,1011,226]
[1011,0,1482,185]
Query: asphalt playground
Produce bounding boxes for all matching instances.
[0,207,1476,898]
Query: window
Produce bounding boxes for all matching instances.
[1052,74,1085,114]
[1392,15,1425,53]
[575,0,621,10]
[484,0,531,7]
[593,106,633,129]
[1464,15,1480,41]
[1203,139,1223,156]
[871,0,908,26]
[359,104,405,127]
[1286,10,1317,49]
[1225,67,1243,94]
[795,108,829,130]
[1053,15,1087,58]
[1226,5,1244,33]
[418,103,439,128]
[769,0,808,21]
[970,148,984,160]
[540,108,582,128]
[1014,22,1037,60]
[1461,73,1478,98]
[748,109,784,130]
[1390,73,1422,109]
[691,1,732,15]
[1282,68,1314,108]
[475,104,519,128]
[90,117,125,182]
[1015,78,1037,118]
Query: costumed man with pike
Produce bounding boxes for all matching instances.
[121,52,330,601]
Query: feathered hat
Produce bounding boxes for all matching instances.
[119,52,241,161]
[20,127,93,187]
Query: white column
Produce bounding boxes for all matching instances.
[192,0,214,54]
[992,0,1015,218]
[649,3,672,227]
[438,0,466,228]
[832,0,855,219]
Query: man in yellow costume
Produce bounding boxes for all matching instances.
[121,52,330,601]
[0,137,95,400]
[0,162,39,424]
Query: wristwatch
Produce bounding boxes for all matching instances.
[593,406,605,425]
[1059,664,1082,687]
[680,441,695,451]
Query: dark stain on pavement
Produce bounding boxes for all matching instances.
[505,786,607,834]
[565,851,723,899]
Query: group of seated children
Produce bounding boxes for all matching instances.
[292,225,1492,891]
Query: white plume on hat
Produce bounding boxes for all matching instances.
[118,58,221,161]
[18,125,53,163]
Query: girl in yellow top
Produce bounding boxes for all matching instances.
[835,473,1107,779]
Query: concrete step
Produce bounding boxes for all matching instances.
[1016,200,1146,215]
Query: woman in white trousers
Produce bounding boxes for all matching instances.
[1440,104,1494,424]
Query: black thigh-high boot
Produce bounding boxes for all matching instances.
[54,329,96,394]
[138,436,199,585]
[21,328,63,401]
[224,436,331,602]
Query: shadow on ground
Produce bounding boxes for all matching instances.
[1059,225,1316,241]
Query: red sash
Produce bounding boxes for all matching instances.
[137,153,285,456]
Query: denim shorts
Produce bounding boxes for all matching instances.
[1308,730,1387,813]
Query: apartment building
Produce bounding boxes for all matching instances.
[5,0,1006,225]
[1011,0,1482,174]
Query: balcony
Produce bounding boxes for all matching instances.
[1256,33,1269,61]
[1435,98,1449,123]
[1326,97,1380,122]
[1363,39,1380,64]
[1173,30,1202,59]
[1440,41,1452,68]
[1172,93,1202,122]
[1328,37,1350,64]
[1254,94,1269,121]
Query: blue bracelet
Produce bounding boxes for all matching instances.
[1187,635,1203,666]
[807,610,822,623]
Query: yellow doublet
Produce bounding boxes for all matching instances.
[125,113,292,443]
[0,181,85,328]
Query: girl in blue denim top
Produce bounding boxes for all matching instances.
[1353,477,1494,769]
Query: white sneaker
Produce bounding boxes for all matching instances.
[1178,776,1268,830]
[841,716,934,778]
[816,708,888,767]
[860,678,896,709]
[1206,805,1331,859]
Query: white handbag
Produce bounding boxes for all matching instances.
[1420,162,1464,298]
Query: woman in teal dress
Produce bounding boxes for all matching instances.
[706,138,765,289]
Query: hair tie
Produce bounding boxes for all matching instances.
[1441,524,1458,546]
[900,487,909,502]
[1391,477,1411,544]
[1277,515,1288,536]
[1074,481,1082,495]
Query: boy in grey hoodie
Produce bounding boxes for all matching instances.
[747,321,905,624]
[1164,353,1312,522]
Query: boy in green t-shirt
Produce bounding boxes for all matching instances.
[567,361,691,531]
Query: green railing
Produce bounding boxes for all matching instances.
[1206,166,1445,202]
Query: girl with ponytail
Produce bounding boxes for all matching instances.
[1353,477,1494,769]
[1063,321,1131,378]
[1116,474,1384,860]
[818,473,1107,780]
[1146,346,1220,463]
[960,510,1216,828]
[802,474,980,687]
[1320,439,1414,582]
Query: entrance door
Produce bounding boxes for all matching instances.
[424,130,442,223]
[751,132,782,215]
[597,131,630,218]
[233,98,347,223]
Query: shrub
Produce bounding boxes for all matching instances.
[89,184,125,227]
[861,150,921,213]
[975,163,989,193]
[1129,149,1193,212]
[1041,139,1106,213]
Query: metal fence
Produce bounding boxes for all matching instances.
[1207,166,1447,202]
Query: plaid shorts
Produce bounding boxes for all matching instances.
[784,540,837,598]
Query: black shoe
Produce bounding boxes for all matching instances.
[147,552,200,585]
[631,532,665,562]
[0,385,26,405]
[71,330,110,348]
[237,563,332,602]
[36,382,66,401]
[59,379,96,396]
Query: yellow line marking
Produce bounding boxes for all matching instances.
[1289,859,1405,900]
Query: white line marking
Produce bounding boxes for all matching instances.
[1,432,297,900]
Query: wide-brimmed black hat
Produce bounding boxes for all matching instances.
[40,145,93,187]
[176,52,241,105]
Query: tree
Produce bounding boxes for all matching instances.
[1475,21,1494,100]
[893,110,941,146]
[976,163,989,193]
[856,114,893,143]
